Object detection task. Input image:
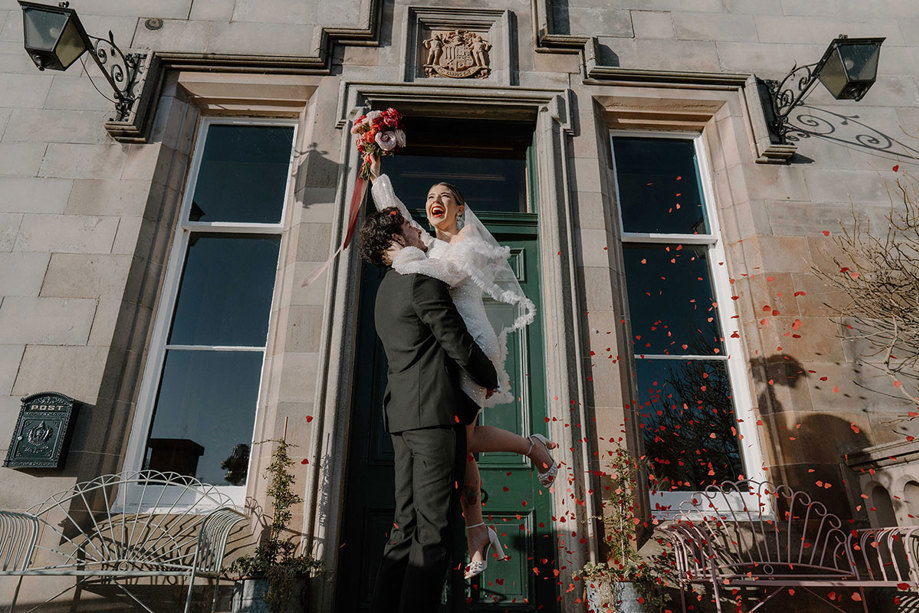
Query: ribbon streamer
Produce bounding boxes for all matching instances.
[301,176,368,287]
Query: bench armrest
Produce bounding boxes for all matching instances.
[193,507,247,574]
[0,510,40,572]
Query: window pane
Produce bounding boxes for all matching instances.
[382,116,533,213]
[612,137,709,234]
[622,244,724,356]
[635,358,744,491]
[386,156,526,213]
[168,235,280,347]
[145,350,263,486]
[190,125,294,223]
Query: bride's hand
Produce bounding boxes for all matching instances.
[369,154,381,182]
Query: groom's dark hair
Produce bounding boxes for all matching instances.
[359,207,406,268]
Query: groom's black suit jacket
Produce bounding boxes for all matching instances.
[375,267,498,433]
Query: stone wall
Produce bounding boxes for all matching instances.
[0,0,917,610]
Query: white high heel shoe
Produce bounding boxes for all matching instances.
[464,523,507,579]
[527,433,558,488]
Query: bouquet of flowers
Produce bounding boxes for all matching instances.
[351,107,406,180]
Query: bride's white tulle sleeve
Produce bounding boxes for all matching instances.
[370,173,434,248]
[391,245,468,288]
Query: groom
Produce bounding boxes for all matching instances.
[358,207,498,612]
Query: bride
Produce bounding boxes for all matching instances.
[368,156,557,579]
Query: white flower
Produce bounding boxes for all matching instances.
[366,110,383,122]
[394,129,407,148]
[375,131,397,152]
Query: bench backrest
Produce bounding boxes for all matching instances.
[666,480,856,579]
[25,471,243,574]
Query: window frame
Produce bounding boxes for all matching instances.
[121,117,297,509]
[609,130,767,519]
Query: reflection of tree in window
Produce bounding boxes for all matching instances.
[637,337,744,491]
[221,444,250,486]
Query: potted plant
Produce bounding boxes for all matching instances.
[230,433,322,612]
[581,444,670,613]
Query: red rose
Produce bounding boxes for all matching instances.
[363,131,375,144]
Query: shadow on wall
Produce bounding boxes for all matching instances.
[295,142,342,196]
[789,106,919,165]
[750,353,872,519]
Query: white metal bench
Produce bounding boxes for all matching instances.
[0,470,247,612]
[658,480,914,612]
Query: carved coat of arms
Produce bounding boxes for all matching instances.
[422,30,491,79]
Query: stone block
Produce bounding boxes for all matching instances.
[282,305,325,353]
[43,75,114,112]
[803,169,893,205]
[294,222,333,263]
[3,108,112,144]
[120,142,164,182]
[630,10,674,39]
[780,0,836,16]
[273,351,321,404]
[575,228,612,268]
[751,235,815,274]
[0,48,42,74]
[765,200,861,237]
[0,74,51,111]
[59,0,192,19]
[0,177,72,214]
[574,191,608,231]
[570,157,603,193]
[40,253,133,299]
[0,345,24,395]
[604,0,724,12]
[210,21,316,57]
[39,144,127,180]
[753,15,904,46]
[0,252,49,296]
[282,261,328,307]
[14,214,118,254]
[0,107,10,140]
[110,216,143,255]
[742,163,811,202]
[132,19,214,53]
[724,0,782,15]
[715,41,823,76]
[606,37,721,73]
[233,0,316,24]
[294,195,335,224]
[566,8,633,38]
[0,296,96,344]
[581,266,615,311]
[0,143,45,177]
[189,0,236,21]
[0,213,22,252]
[65,179,151,217]
[673,12,756,42]
[12,344,109,403]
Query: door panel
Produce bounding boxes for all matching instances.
[336,233,556,612]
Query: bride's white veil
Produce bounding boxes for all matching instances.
[456,207,537,344]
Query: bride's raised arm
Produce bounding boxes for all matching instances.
[370,173,435,248]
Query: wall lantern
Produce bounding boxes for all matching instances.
[19,1,143,121]
[759,35,884,144]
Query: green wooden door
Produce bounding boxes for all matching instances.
[336,223,557,612]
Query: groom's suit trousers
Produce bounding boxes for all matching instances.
[371,424,466,613]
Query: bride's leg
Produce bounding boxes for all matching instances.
[462,424,490,566]
[467,425,555,473]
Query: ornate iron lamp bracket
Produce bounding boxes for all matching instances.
[85,31,145,121]
[761,61,821,144]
